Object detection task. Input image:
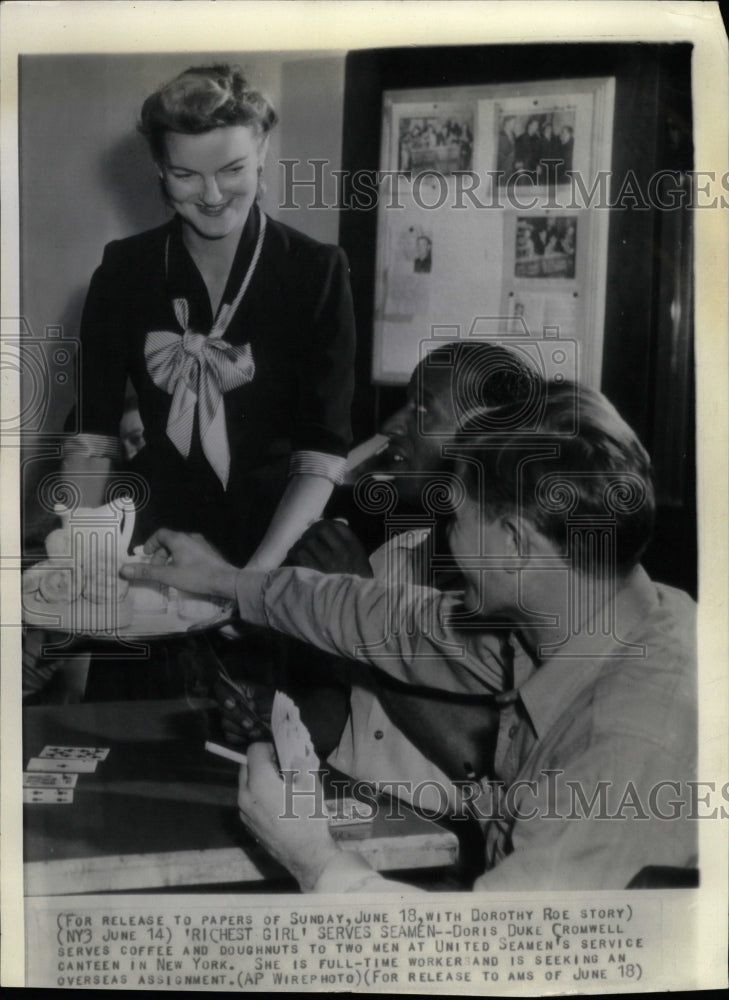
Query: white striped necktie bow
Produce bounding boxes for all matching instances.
[144,212,267,489]
[145,299,255,489]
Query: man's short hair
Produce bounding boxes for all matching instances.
[456,381,656,573]
[420,341,542,428]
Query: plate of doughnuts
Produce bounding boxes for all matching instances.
[22,500,234,637]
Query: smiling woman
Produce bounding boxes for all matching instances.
[158,127,269,314]
[161,128,265,237]
[63,64,356,569]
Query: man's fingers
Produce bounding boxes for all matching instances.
[120,560,171,584]
[238,742,277,800]
[143,527,178,557]
[247,741,278,768]
[290,755,320,793]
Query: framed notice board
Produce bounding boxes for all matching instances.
[370,76,614,388]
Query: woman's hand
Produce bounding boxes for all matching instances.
[237,742,341,892]
[120,528,239,599]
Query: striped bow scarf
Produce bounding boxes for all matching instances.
[144,212,267,489]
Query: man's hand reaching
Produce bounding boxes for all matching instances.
[120,528,240,599]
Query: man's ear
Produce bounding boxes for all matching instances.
[501,515,526,565]
[501,514,539,567]
[507,514,563,568]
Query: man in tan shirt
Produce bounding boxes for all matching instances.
[123,382,697,891]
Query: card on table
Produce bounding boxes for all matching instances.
[39,746,110,761]
[23,787,74,804]
[23,771,78,788]
[26,757,98,773]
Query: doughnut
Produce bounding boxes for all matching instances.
[37,561,83,604]
[83,572,130,605]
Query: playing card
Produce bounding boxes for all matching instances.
[23,772,78,788]
[26,757,98,773]
[39,745,110,761]
[23,788,74,804]
[271,691,317,772]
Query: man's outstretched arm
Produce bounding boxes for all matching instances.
[122,529,505,695]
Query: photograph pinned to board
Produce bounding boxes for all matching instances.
[501,209,584,289]
[493,91,593,188]
[374,201,493,382]
[380,222,436,321]
[515,214,577,279]
[501,208,585,374]
[394,100,475,177]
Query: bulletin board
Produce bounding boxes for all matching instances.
[371,77,615,387]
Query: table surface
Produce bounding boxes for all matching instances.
[23,699,458,896]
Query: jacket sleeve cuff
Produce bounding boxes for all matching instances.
[62,433,121,461]
[288,451,347,485]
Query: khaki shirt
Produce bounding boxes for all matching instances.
[329,529,531,812]
[236,564,697,892]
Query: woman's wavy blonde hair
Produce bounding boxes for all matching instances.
[138,64,278,162]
